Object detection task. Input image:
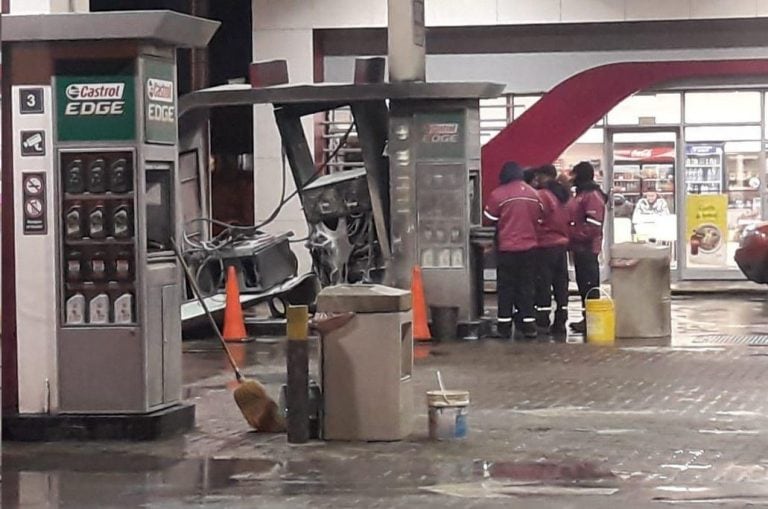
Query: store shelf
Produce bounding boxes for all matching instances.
[728,187,759,192]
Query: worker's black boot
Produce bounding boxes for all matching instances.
[496,321,512,339]
[518,320,538,340]
[535,310,551,331]
[550,310,568,339]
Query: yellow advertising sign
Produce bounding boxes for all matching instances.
[685,194,728,266]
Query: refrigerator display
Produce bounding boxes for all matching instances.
[685,144,723,194]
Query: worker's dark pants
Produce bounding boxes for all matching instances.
[497,250,536,329]
[534,246,569,326]
[573,249,600,318]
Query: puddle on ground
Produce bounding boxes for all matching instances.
[3,451,622,506]
[475,460,615,482]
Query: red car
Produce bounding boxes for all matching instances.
[735,222,768,284]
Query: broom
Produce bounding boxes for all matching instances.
[172,240,285,432]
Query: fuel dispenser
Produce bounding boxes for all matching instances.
[387,100,486,336]
[179,71,501,339]
[1,11,219,439]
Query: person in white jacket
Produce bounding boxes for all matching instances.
[632,190,670,223]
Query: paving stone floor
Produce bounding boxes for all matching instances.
[5,295,768,508]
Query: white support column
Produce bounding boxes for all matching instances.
[12,86,58,414]
[251,21,315,272]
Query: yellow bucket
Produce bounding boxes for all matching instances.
[585,287,615,346]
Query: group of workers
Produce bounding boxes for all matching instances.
[484,160,607,340]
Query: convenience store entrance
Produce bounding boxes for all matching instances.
[605,127,681,275]
[605,126,764,280]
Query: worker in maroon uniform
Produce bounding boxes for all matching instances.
[532,164,571,338]
[567,161,608,334]
[484,161,543,340]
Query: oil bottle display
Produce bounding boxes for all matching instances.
[60,150,136,326]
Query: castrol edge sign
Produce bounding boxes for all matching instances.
[57,74,135,142]
[66,83,125,108]
[143,58,177,144]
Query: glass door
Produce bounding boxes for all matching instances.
[605,128,681,275]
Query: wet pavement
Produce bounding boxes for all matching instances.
[6,295,768,508]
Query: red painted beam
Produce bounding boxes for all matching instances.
[481,59,768,208]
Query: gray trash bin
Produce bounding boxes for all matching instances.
[610,242,671,338]
[317,284,413,441]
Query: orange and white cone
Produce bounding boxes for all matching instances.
[222,265,251,343]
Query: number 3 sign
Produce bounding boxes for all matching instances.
[19,87,45,115]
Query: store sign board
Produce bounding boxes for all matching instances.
[686,194,728,266]
[143,58,176,145]
[56,74,136,142]
[686,144,722,156]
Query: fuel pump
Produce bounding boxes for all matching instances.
[1,11,219,440]
[387,99,487,337]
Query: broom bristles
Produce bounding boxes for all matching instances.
[234,379,286,432]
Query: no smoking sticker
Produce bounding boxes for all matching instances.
[24,175,44,196]
[22,172,47,234]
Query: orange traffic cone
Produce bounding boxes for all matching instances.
[411,265,431,342]
[222,265,250,343]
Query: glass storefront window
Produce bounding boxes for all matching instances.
[512,95,541,120]
[685,91,761,124]
[480,96,511,145]
[607,93,681,125]
[724,142,762,267]
[685,125,762,141]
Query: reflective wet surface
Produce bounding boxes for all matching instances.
[5,295,768,508]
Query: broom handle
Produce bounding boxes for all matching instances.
[171,240,244,382]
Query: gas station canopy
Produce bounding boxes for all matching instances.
[179,82,506,116]
[1,10,219,48]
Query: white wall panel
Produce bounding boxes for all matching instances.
[626,0,691,20]
[10,0,51,13]
[328,45,768,94]
[497,0,562,24]
[313,0,387,27]
[252,29,313,80]
[759,0,768,15]
[252,27,314,272]
[561,0,626,22]
[253,0,314,29]
[691,0,757,18]
[10,0,88,13]
[425,0,498,26]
